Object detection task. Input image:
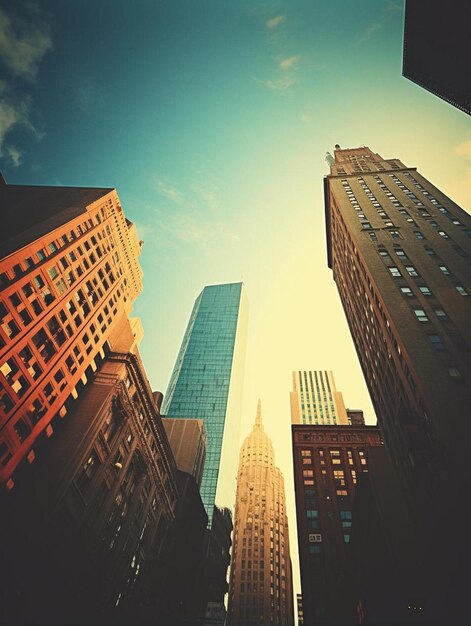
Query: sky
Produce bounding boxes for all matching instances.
[1,0,471,606]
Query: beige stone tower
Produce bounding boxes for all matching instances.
[227,401,294,626]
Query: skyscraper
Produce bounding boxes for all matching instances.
[0,173,178,623]
[0,174,143,487]
[403,0,470,116]
[162,282,247,525]
[228,401,294,626]
[324,145,471,620]
[290,370,349,425]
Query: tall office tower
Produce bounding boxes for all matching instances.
[0,173,142,487]
[290,370,349,425]
[162,282,248,524]
[296,595,304,626]
[0,174,179,623]
[292,420,382,624]
[324,146,471,620]
[403,0,470,116]
[228,401,294,626]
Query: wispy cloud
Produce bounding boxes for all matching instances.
[152,177,185,204]
[279,55,299,70]
[357,2,402,45]
[255,74,296,91]
[5,145,22,167]
[266,15,285,29]
[0,6,53,82]
[0,6,52,168]
[358,21,382,44]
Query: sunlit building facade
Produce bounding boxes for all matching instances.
[324,145,471,621]
[228,401,294,626]
[162,282,248,525]
[290,370,349,425]
[0,174,179,623]
[0,175,142,488]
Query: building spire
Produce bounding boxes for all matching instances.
[255,399,262,429]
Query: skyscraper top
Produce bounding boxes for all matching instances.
[0,173,114,258]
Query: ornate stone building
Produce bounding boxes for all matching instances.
[228,402,294,626]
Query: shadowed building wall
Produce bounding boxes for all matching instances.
[324,146,471,622]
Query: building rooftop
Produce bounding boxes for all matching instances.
[0,174,113,257]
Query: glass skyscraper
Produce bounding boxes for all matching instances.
[162,282,247,525]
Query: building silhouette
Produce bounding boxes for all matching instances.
[324,146,471,621]
[0,174,180,624]
[403,0,470,116]
[228,401,294,626]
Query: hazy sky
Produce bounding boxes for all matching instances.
[1,0,470,603]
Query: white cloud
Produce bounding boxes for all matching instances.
[152,177,185,204]
[358,21,382,44]
[256,74,296,91]
[0,95,34,158]
[5,145,22,166]
[279,55,299,70]
[0,6,53,81]
[266,15,285,29]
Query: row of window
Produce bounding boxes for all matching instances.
[0,204,110,289]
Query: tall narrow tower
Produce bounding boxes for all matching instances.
[228,401,294,626]
[324,145,471,620]
[162,282,248,526]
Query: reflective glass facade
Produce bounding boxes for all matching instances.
[162,282,247,525]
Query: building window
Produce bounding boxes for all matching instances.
[413,308,429,322]
[437,231,449,239]
[388,266,402,277]
[434,308,447,320]
[455,285,469,296]
[405,265,419,277]
[400,286,413,297]
[428,334,445,351]
[389,230,402,240]
[439,265,451,276]
[419,286,432,296]
[448,367,462,379]
[414,231,425,240]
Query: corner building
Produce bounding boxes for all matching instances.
[228,401,294,626]
[0,175,142,486]
[0,174,178,623]
[324,146,471,620]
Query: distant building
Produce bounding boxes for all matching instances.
[162,282,248,526]
[324,145,471,621]
[297,594,304,625]
[403,0,470,116]
[0,173,185,624]
[290,370,349,425]
[163,417,206,488]
[228,401,294,626]
[292,417,382,624]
